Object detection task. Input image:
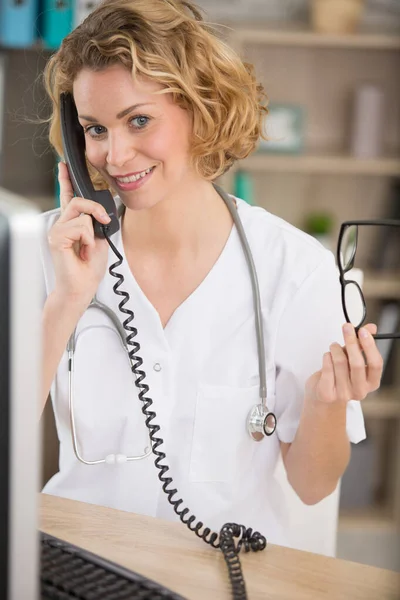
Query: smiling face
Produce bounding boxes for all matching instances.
[73,64,196,211]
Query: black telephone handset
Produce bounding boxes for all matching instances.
[59,92,120,239]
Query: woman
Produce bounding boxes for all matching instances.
[40,0,383,551]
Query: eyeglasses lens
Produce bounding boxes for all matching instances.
[341,225,358,271]
[344,282,365,328]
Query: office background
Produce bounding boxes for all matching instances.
[0,0,399,573]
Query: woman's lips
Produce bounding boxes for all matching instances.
[113,167,155,191]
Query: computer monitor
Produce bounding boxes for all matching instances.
[0,188,42,600]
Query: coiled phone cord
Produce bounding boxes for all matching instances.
[104,230,267,600]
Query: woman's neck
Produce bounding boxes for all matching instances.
[121,179,233,257]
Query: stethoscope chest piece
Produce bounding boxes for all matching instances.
[247,404,277,441]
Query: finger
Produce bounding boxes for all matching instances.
[357,327,383,392]
[342,323,368,400]
[76,215,98,261]
[58,162,75,210]
[364,322,377,336]
[49,217,96,252]
[80,240,95,262]
[329,342,352,402]
[317,352,336,403]
[57,197,111,226]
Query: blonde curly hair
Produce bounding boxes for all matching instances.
[43,0,268,186]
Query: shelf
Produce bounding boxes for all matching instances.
[0,42,53,53]
[231,25,400,50]
[6,25,400,53]
[237,153,400,176]
[363,271,400,300]
[362,389,400,419]
[338,504,395,529]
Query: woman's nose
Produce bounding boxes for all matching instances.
[106,133,137,168]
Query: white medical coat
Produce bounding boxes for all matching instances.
[40,197,366,552]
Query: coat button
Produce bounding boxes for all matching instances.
[153,363,162,372]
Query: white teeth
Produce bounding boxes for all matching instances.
[116,167,153,183]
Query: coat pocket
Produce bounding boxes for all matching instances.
[189,383,259,482]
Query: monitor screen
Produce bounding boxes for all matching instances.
[0,187,42,600]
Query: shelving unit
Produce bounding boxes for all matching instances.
[236,153,400,176]
[230,24,400,50]
[363,270,400,299]
[226,24,400,547]
[339,504,394,528]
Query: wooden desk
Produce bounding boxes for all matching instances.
[40,494,399,600]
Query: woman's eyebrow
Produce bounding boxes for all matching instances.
[79,102,156,122]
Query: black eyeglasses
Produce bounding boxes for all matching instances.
[337,220,400,340]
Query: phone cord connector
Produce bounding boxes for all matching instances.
[104,230,267,600]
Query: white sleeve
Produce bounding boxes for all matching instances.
[274,251,366,445]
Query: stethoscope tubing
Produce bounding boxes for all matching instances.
[66,187,277,464]
[68,304,152,465]
[216,186,268,403]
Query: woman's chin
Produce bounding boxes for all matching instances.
[118,191,161,212]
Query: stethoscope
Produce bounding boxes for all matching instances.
[67,185,277,466]
[67,296,153,465]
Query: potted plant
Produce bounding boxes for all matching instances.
[304,211,335,250]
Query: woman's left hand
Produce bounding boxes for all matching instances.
[305,323,383,404]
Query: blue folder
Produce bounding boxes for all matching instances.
[0,0,39,48]
[39,0,73,50]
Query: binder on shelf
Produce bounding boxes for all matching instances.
[73,0,102,27]
[38,0,73,50]
[0,0,39,48]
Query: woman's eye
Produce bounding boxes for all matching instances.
[83,116,150,138]
[131,115,150,129]
[85,125,106,138]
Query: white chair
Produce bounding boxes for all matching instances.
[273,453,341,556]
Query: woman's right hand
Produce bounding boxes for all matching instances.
[48,161,112,308]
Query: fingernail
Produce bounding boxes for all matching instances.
[100,212,111,222]
[359,328,369,339]
[343,323,353,336]
[94,209,109,221]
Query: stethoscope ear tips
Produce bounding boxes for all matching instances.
[247,404,277,442]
